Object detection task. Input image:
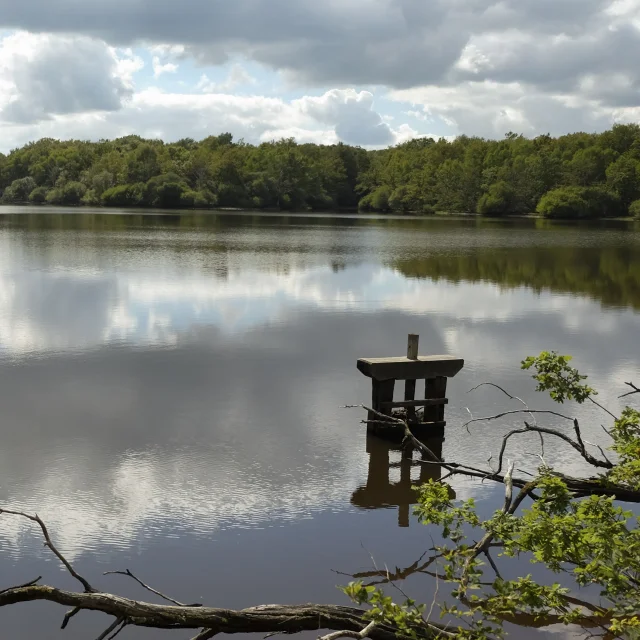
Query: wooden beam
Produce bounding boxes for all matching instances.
[380,398,449,409]
[358,356,464,381]
[367,420,446,429]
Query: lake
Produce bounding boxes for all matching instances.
[0,208,638,639]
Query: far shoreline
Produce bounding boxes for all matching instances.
[0,203,637,224]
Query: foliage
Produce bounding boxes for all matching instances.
[45,181,87,206]
[630,199,640,219]
[2,177,37,203]
[28,186,47,203]
[2,125,640,215]
[521,351,596,403]
[344,352,640,639]
[477,181,516,216]
[607,407,640,490]
[536,186,590,219]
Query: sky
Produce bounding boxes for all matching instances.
[0,0,639,151]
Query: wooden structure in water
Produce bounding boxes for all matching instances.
[357,334,464,441]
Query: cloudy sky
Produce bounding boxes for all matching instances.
[0,0,639,151]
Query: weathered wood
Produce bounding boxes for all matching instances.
[405,379,417,421]
[367,420,446,429]
[369,379,395,425]
[366,420,446,441]
[406,334,419,360]
[403,334,422,420]
[381,398,448,410]
[405,335,420,419]
[358,356,464,381]
[424,377,448,427]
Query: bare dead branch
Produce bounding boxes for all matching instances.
[0,509,94,592]
[318,620,377,640]
[619,382,640,399]
[104,569,201,607]
[106,619,128,640]
[467,382,539,427]
[483,551,502,580]
[587,397,619,421]
[523,422,613,469]
[334,552,444,588]
[502,462,515,513]
[461,409,575,432]
[96,617,125,640]
[0,576,41,595]
[61,606,81,629]
[467,383,528,406]
[191,630,218,640]
[583,441,613,466]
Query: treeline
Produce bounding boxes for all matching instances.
[3,125,640,218]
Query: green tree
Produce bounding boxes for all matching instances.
[477,181,516,216]
[565,146,609,186]
[536,186,590,219]
[2,177,37,202]
[46,181,86,205]
[606,153,640,209]
[28,186,48,203]
[370,185,392,212]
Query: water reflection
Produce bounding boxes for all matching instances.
[351,434,453,527]
[0,209,637,640]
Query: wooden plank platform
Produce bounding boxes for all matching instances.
[380,398,448,410]
[357,355,464,381]
[367,420,446,441]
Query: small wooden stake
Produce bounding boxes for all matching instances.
[406,334,419,360]
[405,334,419,421]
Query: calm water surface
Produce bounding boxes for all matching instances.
[0,208,638,639]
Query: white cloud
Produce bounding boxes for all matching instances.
[152,55,178,78]
[294,89,396,146]
[0,32,134,124]
[197,63,256,93]
[0,1,639,142]
[0,86,416,151]
[389,81,614,138]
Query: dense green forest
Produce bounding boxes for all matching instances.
[3,124,640,218]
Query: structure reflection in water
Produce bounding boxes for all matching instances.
[351,434,455,527]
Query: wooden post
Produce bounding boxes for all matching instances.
[424,376,448,435]
[370,379,395,424]
[404,334,419,422]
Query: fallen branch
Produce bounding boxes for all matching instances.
[0,508,443,640]
[0,586,431,640]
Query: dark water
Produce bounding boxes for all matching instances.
[0,208,638,639]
